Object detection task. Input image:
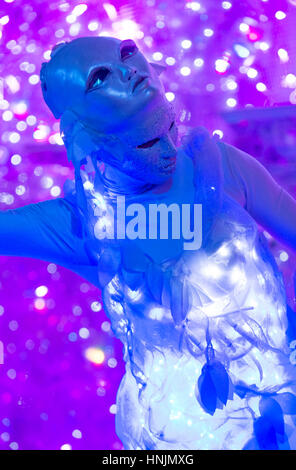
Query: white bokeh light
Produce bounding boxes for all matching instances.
[226,97,237,108]
[180,66,191,76]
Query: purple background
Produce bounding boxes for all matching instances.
[0,0,296,450]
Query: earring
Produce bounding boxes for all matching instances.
[149,62,167,76]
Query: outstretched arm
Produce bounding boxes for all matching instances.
[219,141,296,251]
[0,197,100,287]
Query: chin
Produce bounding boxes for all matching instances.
[151,169,175,185]
[136,86,167,111]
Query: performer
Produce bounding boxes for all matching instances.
[1,36,296,450]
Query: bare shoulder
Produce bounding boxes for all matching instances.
[216,141,251,207]
[219,141,258,169]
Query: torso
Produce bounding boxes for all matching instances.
[71,145,292,449]
[94,148,291,449]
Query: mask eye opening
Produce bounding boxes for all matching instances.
[137,137,160,149]
[120,40,138,60]
[86,67,110,92]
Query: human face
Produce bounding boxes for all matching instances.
[46,36,178,183]
[79,37,170,133]
[95,108,179,185]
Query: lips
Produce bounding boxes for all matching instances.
[160,156,177,172]
[164,159,176,168]
[132,76,147,93]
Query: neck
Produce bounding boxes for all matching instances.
[100,163,155,198]
[99,163,173,200]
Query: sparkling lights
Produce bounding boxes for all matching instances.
[282,73,296,88]
[233,43,250,58]
[203,28,214,37]
[180,66,191,76]
[165,91,175,101]
[185,2,201,11]
[72,4,88,17]
[226,97,237,107]
[256,82,267,92]
[194,57,204,67]
[278,48,289,62]
[222,1,232,9]
[85,347,105,365]
[275,11,287,20]
[181,39,192,49]
[215,58,230,74]
[247,67,258,79]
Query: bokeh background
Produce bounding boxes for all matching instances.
[0,0,296,450]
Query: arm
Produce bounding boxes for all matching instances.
[0,197,100,287]
[218,141,296,251]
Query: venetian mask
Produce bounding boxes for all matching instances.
[40,36,179,185]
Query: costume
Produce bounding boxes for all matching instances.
[1,37,296,450]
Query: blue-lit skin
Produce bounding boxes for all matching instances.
[2,36,295,449]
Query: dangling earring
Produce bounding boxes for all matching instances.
[149,62,167,76]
